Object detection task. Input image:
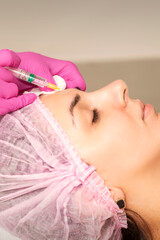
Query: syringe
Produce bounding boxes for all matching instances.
[5,67,66,91]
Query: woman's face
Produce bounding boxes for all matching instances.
[40,80,160,214]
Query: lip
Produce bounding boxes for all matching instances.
[143,104,154,120]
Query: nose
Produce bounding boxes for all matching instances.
[93,79,128,109]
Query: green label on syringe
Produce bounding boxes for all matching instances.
[28,74,35,83]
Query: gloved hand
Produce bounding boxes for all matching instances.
[0,49,86,116]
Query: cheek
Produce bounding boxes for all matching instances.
[105,122,160,183]
[83,113,156,183]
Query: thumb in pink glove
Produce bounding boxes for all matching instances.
[0,50,36,116]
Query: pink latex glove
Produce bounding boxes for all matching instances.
[0,49,86,116]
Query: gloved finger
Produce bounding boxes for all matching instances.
[58,63,86,90]
[0,49,21,67]
[0,93,37,116]
[0,66,15,82]
[48,59,86,91]
[64,71,86,91]
[0,66,33,95]
[64,62,86,90]
[0,80,18,99]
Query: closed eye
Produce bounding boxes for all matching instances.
[92,109,99,123]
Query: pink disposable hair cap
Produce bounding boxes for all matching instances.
[0,97,127,240]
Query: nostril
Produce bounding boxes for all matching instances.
[123,88,128,105]
[123,88,126,104]
[123,89,126,101]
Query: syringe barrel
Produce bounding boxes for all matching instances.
[5,67,47,88]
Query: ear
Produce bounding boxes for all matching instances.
[108,186,126,209]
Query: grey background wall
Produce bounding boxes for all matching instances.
[0,1,160,239]
[1,0,160,112]
[77,58,160,111]
[1,0,160,61]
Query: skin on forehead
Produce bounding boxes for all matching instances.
[39,79,160,237]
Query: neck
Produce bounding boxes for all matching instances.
[124,168,160,240]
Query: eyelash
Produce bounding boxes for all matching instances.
[92,109,99,123]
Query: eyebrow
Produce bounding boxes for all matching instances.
[69,94,81,126]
